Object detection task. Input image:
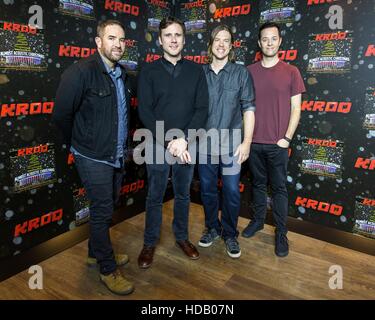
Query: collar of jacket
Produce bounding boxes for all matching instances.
[93,51,128,80]
[207,60,232,74]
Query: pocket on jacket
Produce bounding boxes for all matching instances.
[89,88,111,98]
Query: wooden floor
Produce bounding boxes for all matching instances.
[0,200,374,300]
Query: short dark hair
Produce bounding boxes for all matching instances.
[159,16,186,38]
[207,25,235,64]
[97,20,125,38]
[258,22,281,40]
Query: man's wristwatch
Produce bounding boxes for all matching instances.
[283,136,292,143]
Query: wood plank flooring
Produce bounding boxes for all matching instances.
[0,200,374,300]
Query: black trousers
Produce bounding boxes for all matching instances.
[144,161,195,246]
[248,143,289,234]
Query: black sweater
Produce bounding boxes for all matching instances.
[137,58,208,146]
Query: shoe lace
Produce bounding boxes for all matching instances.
[111,269,122,279]
[226,238,239,251]
[201,229,212,241]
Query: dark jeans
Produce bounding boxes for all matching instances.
[248,143,289,234]
[144,161,195,246]
[74,155,124,275]
[198,154,241,240]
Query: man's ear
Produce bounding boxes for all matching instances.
[95,36,102,49]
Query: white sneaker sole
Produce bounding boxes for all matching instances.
[198,241,213,248]
[227,250,241,259]
[198,236,220,248]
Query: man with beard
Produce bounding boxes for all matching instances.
[53,20,133,295]
[244,22,305,257]
[137,16,208,269]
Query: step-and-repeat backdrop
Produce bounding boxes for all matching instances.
[0,0,374,263]
[183,0,374,238]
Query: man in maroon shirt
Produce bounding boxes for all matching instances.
[243,22,305,257]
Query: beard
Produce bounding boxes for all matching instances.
[101,47,124,63]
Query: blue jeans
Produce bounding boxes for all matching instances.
[144,161,195,246]
[198,154,241,240]
[74,155,124,275]
[248,143,289,234]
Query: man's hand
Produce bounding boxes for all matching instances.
[179,150,192,164]
[234,142,251,164]
[276,138,290,149]
[167,138,188,157]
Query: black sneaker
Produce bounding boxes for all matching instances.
[275,232,289,257]
[225,238,241,258]
[241,221,264,238]
[198,228,220,248]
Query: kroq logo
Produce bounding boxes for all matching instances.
[1,21,37,34]
[67,153,75,165]
[295,196,343,216]
[314,31,348,41]
[184,55,208,64]
[14,209,63,237]
[58,45,96,58]
[145,53,161,63]
[104,0,140,16]
[307,0,337,6]
[302,100,352,114]
[149,0,169,8]
[120,179,145,195]
[361,198,375,206]
[307,138,337,147]
[17,144,49,157]
[354,157,375,170]
[213,4,251,19]
[184,0,204,9]
[1,101,54,118]
[307,0,338,5]
[365,45,375,57]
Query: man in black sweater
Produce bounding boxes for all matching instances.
[137,16,208,269]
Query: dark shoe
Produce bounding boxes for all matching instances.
[100,269,134,295]
[87,254,129,268]
[176,240,200,260]
[275,232,289,257]
[241,221,264,238]
[225,237,241,258]
[138,245,155,269]
[198,228,220,248]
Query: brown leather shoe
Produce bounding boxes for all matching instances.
[176,240,200,260]
[138,245,155,269]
